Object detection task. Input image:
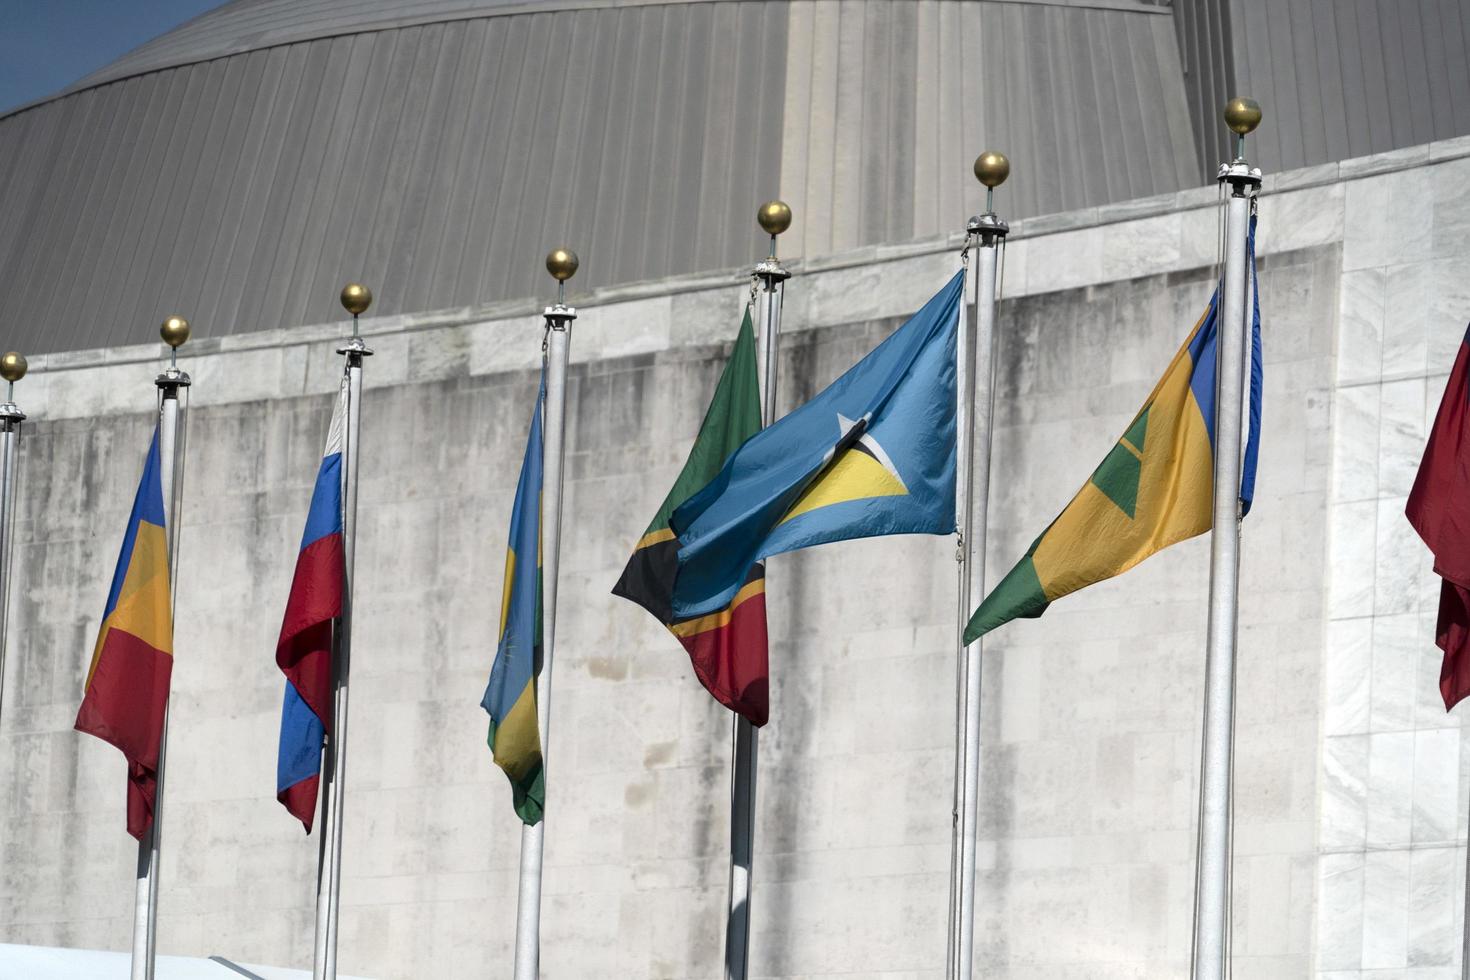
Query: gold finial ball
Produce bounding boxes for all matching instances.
[546,248,579,283]
[757,200,792,237]
[1224,97,1262,135]
[974,151,1010,189]
[340,283,373,317]
[0,352,26,384]
[160,316,191,349]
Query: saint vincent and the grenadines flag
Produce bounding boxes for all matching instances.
[482,375,546,825]
[75,425,175,840]
[965,226,1264,642]
[613,309,771,725]
[274,379,348,831]
[669,271,964,621]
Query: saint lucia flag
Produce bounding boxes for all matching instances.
[481,375,545,825]
[670,271,964,620]
[274,379,347,831]
[965,223,1263,642]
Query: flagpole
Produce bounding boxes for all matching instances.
[313,284,373,980]
[0,352,26,734]
[946,154,1009,980]
[1190,97,1262,980]
[512,249,578,980]
[132,316,192,980]
[721,202,790,980]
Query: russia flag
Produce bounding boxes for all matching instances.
[275,380,347,831]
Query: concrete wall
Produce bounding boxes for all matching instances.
[1,137,1468,979]
[1316,149,1470,979]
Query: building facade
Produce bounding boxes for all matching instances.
[1,2,1469,978]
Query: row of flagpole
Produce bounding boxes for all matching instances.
[0,96,1279,980]
[723,201,792,980]
[314,286,372,980]
[512,251,577,980]
[134,326,190,980]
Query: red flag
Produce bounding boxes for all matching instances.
[1406,325,1470,711]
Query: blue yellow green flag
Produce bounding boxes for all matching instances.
[481,374,545,825]
[965,233,1263,643]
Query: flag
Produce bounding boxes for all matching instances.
[75,425,175,839]
[274,379,347,831]
[613,309,770,725]
[965,228,1264,642]
[482,375,546,825]
[670,271,965,620]
[1406,324,1470,711]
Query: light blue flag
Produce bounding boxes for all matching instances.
[670,271,964,619]
[481,373,545,825]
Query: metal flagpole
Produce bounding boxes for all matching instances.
[947,154,1009,980]
[0,352,27,733]
[722,202,791,980]
[1190,97,1262,980]
[313,284,373,980]
[513,248,578,980]
[133,316,192,980]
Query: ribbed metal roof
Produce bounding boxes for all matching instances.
[1230,0,1470,174]
[60,0,1178,97]
[0,0,1206,356]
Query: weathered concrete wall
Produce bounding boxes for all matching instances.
[1,137,1468,979]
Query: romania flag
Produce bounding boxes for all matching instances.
[965,229,1263,642]
[75,426,175,840]
[274,379,347,831]
[670,271,964,621]
[482,375,545,825]
[613,309,769,725]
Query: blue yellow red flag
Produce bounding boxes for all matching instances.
[481,374,545,825]
[670,271,964,620]
[965,223,1263,642]
[74,425,175,840]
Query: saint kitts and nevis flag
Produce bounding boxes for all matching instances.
[965,223,1264,642]
[1407,324,1470,712]
[274,379,348,831]
[666,271,965,623]
[613,309,771,725]
[75,426,176,840]
[481,375,546,825]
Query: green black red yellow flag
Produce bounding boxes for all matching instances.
[613,309,770,725]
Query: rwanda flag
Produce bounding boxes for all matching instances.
[670,271,964,620]
[274,378,347,831]
[613,309,770,725]
[482,374,545,825]
[75,425,175,840]
[965,226,1263,642]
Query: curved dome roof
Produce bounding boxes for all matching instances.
[67,0,642,92]
[0,0,1205,355]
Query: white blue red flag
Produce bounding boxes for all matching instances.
[275,379,347,830]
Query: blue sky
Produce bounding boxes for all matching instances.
[0,1,223,113]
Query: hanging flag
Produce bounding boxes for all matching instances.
[670,271,964,620]
[273,379,348,831]
[613,309,770,725]
[1407,324,1470,711]
[75,426,175,840]
[965,227,1264,642]
[482,375,546,825]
